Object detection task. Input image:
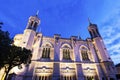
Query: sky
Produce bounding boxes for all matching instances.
[0,0,120,64]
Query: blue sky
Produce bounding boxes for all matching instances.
[0,0,120,64]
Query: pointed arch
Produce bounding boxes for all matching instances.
[79,45,90,61]
[79,45,89,50]
[61,42,72,49]
[41,41,54,48]
[41,41,54,59]
[61,43,72,60]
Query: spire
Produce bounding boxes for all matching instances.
[88,18,92,26]
[87,18,101,38]
[36,10,39,16]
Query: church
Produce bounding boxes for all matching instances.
[8,14,116,80]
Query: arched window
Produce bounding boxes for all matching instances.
[33,22,38,31]
[61,75,76,80]
[42,48,50,58]
[31,21,34,27]
[85,76,94,80]
[62,45,71,60]
[35,75,52,80]
[81,46,89,61]
[34,22,38,27]
[42,44,51,59]
[89,31,93,38]
[92,29,97,37]
[63,49,71,60]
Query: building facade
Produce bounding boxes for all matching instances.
[10,14,117,80]
[115,63,120,80]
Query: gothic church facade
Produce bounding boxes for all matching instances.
[11,14,117,80]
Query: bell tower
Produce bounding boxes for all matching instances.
[88,20,111,61]
[26,13,40,31]
[88,20,116,80]
[88,21,101,38]
[21,13,40,50]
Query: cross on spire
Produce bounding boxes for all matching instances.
[36,10,39,16]
[88,18,92,25]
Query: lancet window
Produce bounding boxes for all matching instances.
[35,75,52,80]
[85,76,94,80]
[63,48,71,60]
[81,46,89,61]
[61,75,76,80]
[42,48,50,58]
[42,44,51,59]
[31,21,34,27]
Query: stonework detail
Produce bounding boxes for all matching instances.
[5,15,117,80]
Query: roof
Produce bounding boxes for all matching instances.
[115,63,120,67]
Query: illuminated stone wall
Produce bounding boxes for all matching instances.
[4,15,117,80]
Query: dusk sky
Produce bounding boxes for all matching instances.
[0,0,120,64]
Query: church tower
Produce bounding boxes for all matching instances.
[88,22,101,38]
[10,14,117,80]
[88,21,116,80]
[88,21,110,61]
[21,14,40,50]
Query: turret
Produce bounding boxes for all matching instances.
[87,20,111,62]
[26,13,40,31]
[21,13,40,50]
[87,20,116,80]
[88,22,101,38]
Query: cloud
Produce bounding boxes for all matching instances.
[103,32,120,45]
[100,8,120,64]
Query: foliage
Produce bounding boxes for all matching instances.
[0,22,11,47]
[4,46,32,80]
[0,22,11,69]
[1,46,32,69]
[0,22,32,80]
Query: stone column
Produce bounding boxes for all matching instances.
[52,63,60,80]
[76,64,84,80]
[96,64,104,80]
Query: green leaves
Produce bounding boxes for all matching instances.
[0,22,11,47]
[0,22,32,80]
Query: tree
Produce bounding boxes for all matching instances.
[0,22,32,80]
[3,46,32,80]
[0,22,11,47]
[0,22,11,70]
